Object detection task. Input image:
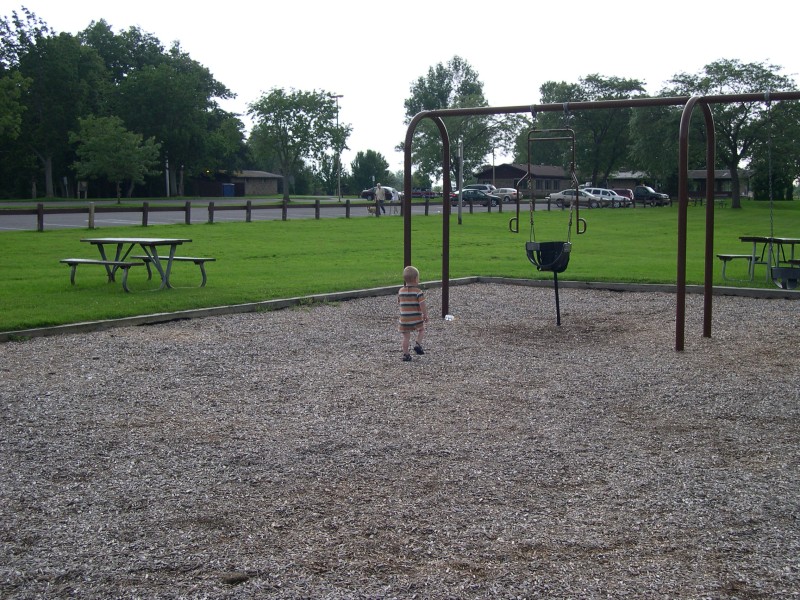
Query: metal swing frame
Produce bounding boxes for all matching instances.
[402,91,800,351]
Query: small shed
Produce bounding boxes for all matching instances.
[230,170,283,196]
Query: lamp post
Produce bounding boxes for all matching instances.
[492,147,496,189]
[329,93,343,202]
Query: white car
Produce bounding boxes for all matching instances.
[583,187,632,208]
[548,188,601,209]
[361,186,401,201]
[494,188,520,203]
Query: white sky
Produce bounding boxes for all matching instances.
[8,0,800,173]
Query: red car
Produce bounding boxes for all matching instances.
[613,188,634,200]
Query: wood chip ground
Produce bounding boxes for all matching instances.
[1,284,798,598]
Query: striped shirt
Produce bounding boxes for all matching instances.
[398,285,425,331]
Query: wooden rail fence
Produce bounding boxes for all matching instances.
[0,198,513,231]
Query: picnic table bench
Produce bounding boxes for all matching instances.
[60,258,144,293]
[132,255,216,287]
[716,254,754,281]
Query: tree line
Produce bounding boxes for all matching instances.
[2,7,798,206]
[404,57,799,208]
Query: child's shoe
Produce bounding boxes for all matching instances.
[402,353,412,362]
[413,344,425,355]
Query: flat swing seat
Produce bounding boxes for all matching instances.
[526,241,571,273]
[525,241,572,327]
[770,266,800,290]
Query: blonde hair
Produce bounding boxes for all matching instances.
[402,265,420,284]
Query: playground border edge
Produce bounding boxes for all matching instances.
[1,277,796,343]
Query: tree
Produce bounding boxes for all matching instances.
[401,56,522,186]
[749,99,800,200]
[70,115,161,201]
[18,31,108,197]
[0,71,28,140]
[79,20,166,84]
[115,43,237,195]
[664,58,796,208]
[0,7,51,73]
[349,150,390,194]
[529,75,645,186]
[248,88,350,200]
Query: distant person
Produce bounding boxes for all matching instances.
[398,265,428,362]
[375,183,386,215]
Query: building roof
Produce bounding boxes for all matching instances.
[233,170,283,179]
[474,163,568,178]
[687,169,753,179]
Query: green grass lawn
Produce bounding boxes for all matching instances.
[1,199,797,333]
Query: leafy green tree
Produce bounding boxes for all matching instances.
[79,20,166,84]
[349,150,390,193]
[315,153,349,196]
[749,99,800,200]
[528,75,645,186]
[401,55,522,186]
[70,115,161,201]
[664,58,796,207]
[116,43,236,195]
[18,31,108,197]
[248,88,350,200]
[0,7,51,72]
[0,71,28,140]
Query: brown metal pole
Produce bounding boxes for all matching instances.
[701,104,716,339]
[676,97,701,351]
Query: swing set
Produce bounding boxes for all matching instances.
[514,126,586,326]
[401,91,800,351]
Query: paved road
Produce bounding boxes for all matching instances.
[0,198,470,232]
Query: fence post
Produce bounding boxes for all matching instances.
[88,202,95,229]
[345,199,351,218]
[424,198,429,216]
[37,203,44,231]
[185,201,191,225]
[282,199,288,221]
[208,201,215,224]
[246,200,252,223]
[315,199,320,219]
[142,201,149,227]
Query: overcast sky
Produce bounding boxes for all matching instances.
[10,0,800,172]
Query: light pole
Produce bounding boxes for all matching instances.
[329,93,343,202]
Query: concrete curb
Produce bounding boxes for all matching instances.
[1,277,795,343]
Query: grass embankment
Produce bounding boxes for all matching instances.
[0,199,797,332]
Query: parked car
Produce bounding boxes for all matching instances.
[613,188,634,201]
[547,188,601,209]
[361,186,400,201]
[463,183,497,194]
[451,188,502,207]
[493,187,520,203]
[633,185,671,206]
[411,188,438,199]
[583,187,632,208]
